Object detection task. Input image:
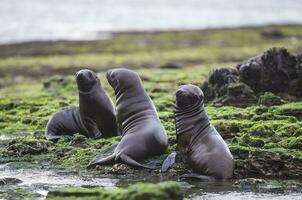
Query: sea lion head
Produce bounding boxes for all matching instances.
[106,68,141,92]
[176,84,204,108]
[75,69,99,92]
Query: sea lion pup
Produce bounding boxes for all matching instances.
[162,84,234,180]
[87,68,168,169]
[45,69,117,140]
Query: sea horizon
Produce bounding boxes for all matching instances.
[1,0,302,44]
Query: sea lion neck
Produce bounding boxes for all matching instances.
[114,83,144,100]
[175,99,210,138]
[175,99,204,114]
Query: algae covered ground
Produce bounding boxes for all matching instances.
[0,25,302,199]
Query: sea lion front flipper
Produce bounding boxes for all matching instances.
[46,133,73,141]
[119,154,156,170]
[87,154,115,169]
[82,117,103,138]
[179,173,215,181]
[161,152,177,172]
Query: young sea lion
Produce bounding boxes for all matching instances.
[87,68,168,169]
[162,84,234,180]
[45,69,117,140]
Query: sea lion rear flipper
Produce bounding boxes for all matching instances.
[119,154,156,170]
[98,143,119,155]
[161,152,177,172]
[179,173,215,181]
[87,154,115,169]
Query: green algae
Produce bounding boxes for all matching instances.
[46,181,183,200]
[0,67,302,178]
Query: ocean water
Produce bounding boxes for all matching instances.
[0,0,302,44]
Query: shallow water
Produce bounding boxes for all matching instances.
[1,0,302,44]
[0,162,301,199]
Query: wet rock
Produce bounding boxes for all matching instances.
[237,47,301,97]
[233,178,266,188]
[0,178,22,185]
[47,181,183,200]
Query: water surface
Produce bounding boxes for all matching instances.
[1,0,302,44]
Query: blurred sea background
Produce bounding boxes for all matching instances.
[1,0,302,44]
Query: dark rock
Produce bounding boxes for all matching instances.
[208,68,239,87]
[201,67,239,100]
[237,48,301,97]
[201,67,258,107]
[203,48,302,106]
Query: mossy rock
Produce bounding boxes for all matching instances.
[237,133,265,148]
[277,123,302,137]
[258,92,285,106]
[46,181,183,200]
[3,138,53,157]
[279,136,302,150]
[245,123,276,137]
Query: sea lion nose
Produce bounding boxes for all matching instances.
[76,71,86,81]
